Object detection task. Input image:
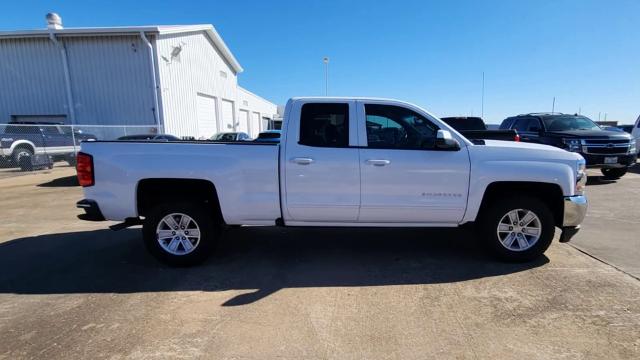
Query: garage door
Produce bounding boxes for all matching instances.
[220,99,235,131]
[196,94,218,139]
[250,112,261,137]
[262,117,271,131]
[238,110,250,134]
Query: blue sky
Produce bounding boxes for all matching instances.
[2,0,639,124]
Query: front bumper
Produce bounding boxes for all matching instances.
[559,195,588,243]
[582,152,637,168]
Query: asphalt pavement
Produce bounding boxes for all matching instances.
[0,166,638,359]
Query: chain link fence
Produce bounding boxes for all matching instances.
[0,124,160,171]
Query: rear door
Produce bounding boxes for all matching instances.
[282,100,360,222]
[357,101,470,224]
[41,125,70,155]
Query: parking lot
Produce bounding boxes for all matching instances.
[0,165,639,359]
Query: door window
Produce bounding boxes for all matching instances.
[365,104,438,149]
[299,103,349,147]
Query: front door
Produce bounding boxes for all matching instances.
[282,101,360,222]
[357,102,470,224]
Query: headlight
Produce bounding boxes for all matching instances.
[576,158,587,195]
[629,139,636,154]
[563,138,582,152]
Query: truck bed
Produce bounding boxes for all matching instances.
[80,140,281,224]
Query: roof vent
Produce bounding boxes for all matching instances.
[46,13,63,29]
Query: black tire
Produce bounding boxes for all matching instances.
[601,167,627,179]
[142,202,218,266]
[479,196,555,262]
[13,147,34,169]
[18,155,33,171]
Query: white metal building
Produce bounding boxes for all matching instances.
[0,15,277,139]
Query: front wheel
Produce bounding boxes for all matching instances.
[142,202,218,266]
[479,196,555,262]
[601,167,627,179]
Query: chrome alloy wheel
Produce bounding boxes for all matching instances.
[496,208,542,252]
[156,213,201,255]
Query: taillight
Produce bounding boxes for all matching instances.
[76,152,94,187]
[514,134,520,142]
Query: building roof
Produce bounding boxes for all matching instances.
[0,24,243,73]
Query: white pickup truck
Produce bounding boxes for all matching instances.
[76,97,588,266]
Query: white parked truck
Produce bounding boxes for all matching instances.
[76,97,588,266]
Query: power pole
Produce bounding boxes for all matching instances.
[551,97,556,113]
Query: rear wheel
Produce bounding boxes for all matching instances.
[479,196,555,262]
[601,167,627,179]
[13,147,33,169]
[142,202,218,266]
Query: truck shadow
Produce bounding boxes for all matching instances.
[0,226,548,306]
[37,175,79,187]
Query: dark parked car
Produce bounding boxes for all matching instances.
[211,132,251,141]
[441,116,519,142]
[500,113,637,179]
[254,130,281,143]
[0,122,96,168]
[118,134,181,141]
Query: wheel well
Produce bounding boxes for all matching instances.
[479,182,564,226]
[13,144,34,155]
[136,179,224,224]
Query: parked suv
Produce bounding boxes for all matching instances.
[0,122,96,166]
[500,113,637,179]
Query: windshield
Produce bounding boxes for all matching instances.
[544,116,600,131]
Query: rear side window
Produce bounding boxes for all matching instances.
[500,118,515,130]
[299,103,349,147]
[5,125,37,134]
[513,118,541,132]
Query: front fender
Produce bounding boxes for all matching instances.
[462,160,574,223]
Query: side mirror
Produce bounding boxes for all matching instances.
[435,130,460,150]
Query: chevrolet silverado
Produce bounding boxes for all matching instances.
[76,98,588,266]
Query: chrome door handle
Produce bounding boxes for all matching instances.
[292,157,314,165]
[366,159,391,166]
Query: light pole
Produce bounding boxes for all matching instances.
[481,71,485,119]
[323,57,329,96]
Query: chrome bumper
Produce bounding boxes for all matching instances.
[563,195,588,227]
[559,195,588,243]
